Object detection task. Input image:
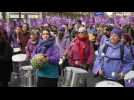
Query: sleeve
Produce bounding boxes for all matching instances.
[11,33,20,48]
[121,47,134,74]
[92,44,105,74]
[31,40,42,57]
[121,62,133,74]
[0,42,13,62]
[32,46,38,57]
[64,40,73,57]
[64,38,71,50]
[48,46,60,65]
[99,36,104,46]
[25,41,31,58]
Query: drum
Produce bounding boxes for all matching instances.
[12,54,27,63]
[95,80,124,87]
[13,48,21,54]
[60,67,88,87]
[124,71,134,87]
[19,65,38,87]
[12,54,28,80]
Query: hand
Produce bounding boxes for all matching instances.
[118,72,125,80]
[75,60,79,65]
[98,69,104,76]
[59,57,64,65]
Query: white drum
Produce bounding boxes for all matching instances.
[12,54,28,80]
[13,48,21,53]
[95,80,124,87]
[61,67,88,87]
[124,71,134,87]
[12,54,27,62]
[19,65,38,87]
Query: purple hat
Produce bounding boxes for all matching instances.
[111,28,123,37]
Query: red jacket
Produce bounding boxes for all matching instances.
[67,37,94,68]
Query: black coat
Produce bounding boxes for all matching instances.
[0,40,13,82]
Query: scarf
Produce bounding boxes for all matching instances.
[77,36,89,64]
[38,37,55,54]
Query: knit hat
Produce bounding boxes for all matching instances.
[111,28,123,37]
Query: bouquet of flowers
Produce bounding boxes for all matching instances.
[31,54,48,69]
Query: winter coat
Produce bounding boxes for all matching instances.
[93,41,133,80]
[66,36,95,68]
[0,40,13,82]
[55,34,71,58]
[32,37,60,78]
[25,39,39,59]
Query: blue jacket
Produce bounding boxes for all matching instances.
[93,41,133,80]
[100,35,109,46]
[124,45,134,64]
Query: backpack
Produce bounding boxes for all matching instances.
[102,43,124,63]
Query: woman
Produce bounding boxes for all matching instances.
[9,26,22,48]
[99,26,113,46]
[93,28,133,81]
[19,23,30,53]
[66,27,94,71]
[32,29,60,87]
[22,23,30,34]
[0,29,13,87]
[121,33,134,70]
[87,28,98,51]
[25,29,40,60]
[55,27,71,58]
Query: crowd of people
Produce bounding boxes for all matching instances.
[0,18,134,87]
